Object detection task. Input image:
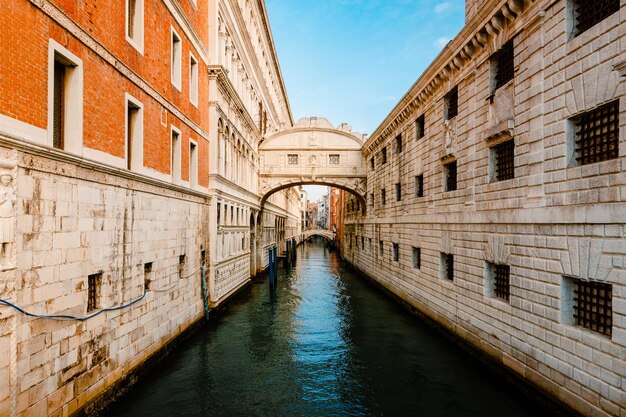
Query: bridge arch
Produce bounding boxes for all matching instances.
[259,117,367,207]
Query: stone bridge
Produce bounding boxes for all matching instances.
[259,117,367,206]
[302,229,335,241]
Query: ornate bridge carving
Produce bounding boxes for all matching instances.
[259,117,367,206]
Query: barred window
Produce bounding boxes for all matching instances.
[379,240,384,257]
[572,100,619,166]
[441,253,454,281]
[487,263,510,302]
[395,182,402,201]
[445,86,458,120]
[412,247,421,269]
[493,39,514,91]
[570,278,613,337]
[492,139,515,181]
[396,134,403,153]
[87,273,102,312]
[572,0,619,36]
[329,154,340,165]
[381,188,386,205]
[444,160,457,192]
[287,154,298,165]
[415,174,424,198]
[416,115,425,140]
[381,147,387,164]
[393,243,399,261]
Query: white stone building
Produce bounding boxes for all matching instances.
[342,1,626,416]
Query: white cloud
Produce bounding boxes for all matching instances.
[434,2,452,14]
[434,36,451,49]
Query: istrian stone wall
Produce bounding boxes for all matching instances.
[345,1,626,416]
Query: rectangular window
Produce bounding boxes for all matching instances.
[49,41,83,153]
[144,262,153,291]
[171,128,181,182]
[393,243,399,261]
[171,28,182,90]
[444,160,457,192]
[217,202,221,225]
[564,277,613,336]
[53,59,66,150]
[178,254,186,278]
[492,139,515,181]
[571,100,619,166]
[412,247,421,269]
[189,141,198,188]
[329,154,340,165]
[381,188,386,205]
[379,240,384,258]
[445,86,458,120]
[395,134,403,153]
[493,39,514,91]
[125,97,142,171]
[395,182,401,201]
[572,0,619,36]
[370,157,375,170]
[189,54,198,106]
[415,174,424,197]
[487,263,510,302]
[287,154,298,165]
[87,273,102,312]
[381,147,387,164]
[361,236,364,250]
[441,253,454,281]
[368,238,372,253]
[415,115,425,140]
[126,0,144,51]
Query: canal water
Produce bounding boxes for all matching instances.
[104,239,574,417]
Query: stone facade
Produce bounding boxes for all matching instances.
[343,1,626,416]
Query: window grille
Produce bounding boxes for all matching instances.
[494,140,515,181]
[573,100,619,165]
[412,247,421,269]
[396,134,403,153]
[444,161,457,192]
[395,183,401,201]
[381,147,387,164]
[415,174,424,197]
[287,154,298,165]
[494,40,514,90]
[329,154,340,165]
[573,0,619,36]
[442,253,454,281]
[416,115,425,140]
[446,86,458,120]
[87,273,101,312]
[381,189,386,205]
[573,279,612,336]
[493,264,510,301]
[393,243,399,261]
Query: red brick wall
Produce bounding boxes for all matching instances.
[0,0,209,187]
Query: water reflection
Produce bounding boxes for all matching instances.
[104,239,574,417]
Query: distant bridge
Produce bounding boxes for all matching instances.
[303,230,335,241]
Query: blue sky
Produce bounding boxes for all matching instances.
[265,0,466,136]
[264,1,465,201]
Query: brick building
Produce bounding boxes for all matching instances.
[342,0,626,416]
[0,0,301,415]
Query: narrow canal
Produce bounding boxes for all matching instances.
[104,239,574,417]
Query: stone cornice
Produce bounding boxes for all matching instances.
[30,0,209,140]
[0,132,210,202]
[255,0,293,125]
[364,0,535,155]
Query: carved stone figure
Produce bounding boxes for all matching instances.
[0,158,16,270]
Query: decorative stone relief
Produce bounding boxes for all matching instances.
[484,235,510,264]
[566,62,621,116]
[0,157,16,272]
[443,118,456,156]
[560,238,620,282]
